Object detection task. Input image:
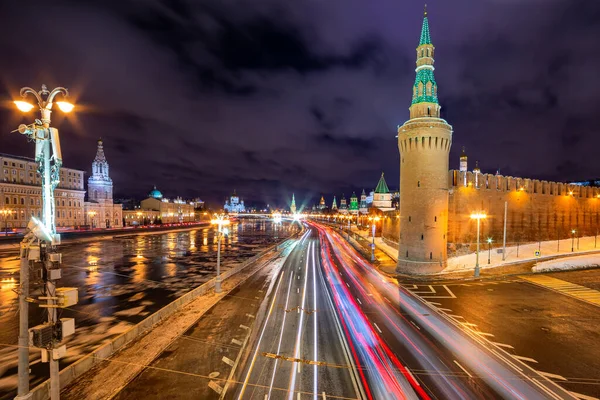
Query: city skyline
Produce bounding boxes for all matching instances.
[1,1,599,205]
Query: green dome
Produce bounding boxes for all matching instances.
[149,186,163,199]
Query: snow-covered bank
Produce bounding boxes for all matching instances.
[533,255,600,273]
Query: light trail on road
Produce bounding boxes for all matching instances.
[313,222,577,400]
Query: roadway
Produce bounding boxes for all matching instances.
[313,222,578,399]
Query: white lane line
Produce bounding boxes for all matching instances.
[476,331,495,337]
[288,242,311,400]
[322,392,327,399]
[493,342,514,349]
[513,355,538,364]
[461,322,478,327]
[410,320,421,330]
[267,270,296,398]
[245,313,255,319]
[569,391,600,400]
[222,356,235,367]
[356,298,362,305]
[454,360,473,378]
[537,371,567,381]
[297,288,299,293]
[428,301,442,306]
[239,324,249,330]
[439,308,453,312]
[346,282,350,288]
[449,314,465,319]
[405,368,420,386]
[373,323,383,333]
[231,338,242,346]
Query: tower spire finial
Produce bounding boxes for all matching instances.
[424,3,427,17]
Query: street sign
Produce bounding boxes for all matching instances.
[535,250,541,257]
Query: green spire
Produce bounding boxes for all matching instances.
[374,173,390,194]
[349,192,359,211]
[419,5,431,45]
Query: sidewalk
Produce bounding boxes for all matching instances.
[351,226,600,276]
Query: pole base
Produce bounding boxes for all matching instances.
[474,265,480,278]
[215,280,221,294]
[14,393,33,400]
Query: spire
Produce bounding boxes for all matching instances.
[332,196,338,209]
[374,172,390,194]
[410,7,439,111]
[460,146,467,159]
[420,5,432,45]
[94,138,106,162]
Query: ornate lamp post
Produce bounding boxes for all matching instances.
[368,216,381,261]
[470,212,487,277]
[487,237,492,264]
[0,208,12,236]
[211,214,230,293]
[13,85,74,400]
[571,229,576,252]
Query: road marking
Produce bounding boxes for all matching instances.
[410,320,421,330]
[405,368,420,386]
[254,296,260,300]
[222,356,235,367]
[439,308,453,312]
[297,288,299,293]
[449,314,465,319]
[537,371,567,381]
[514,355,538,364]
[208,380,223,394]
[322,392,327,399]
[421,285,457,299]
[519,275,600,307]
[297,361,301,373]
[373,323,383,333]
[231,338,242,346]
[239,324,249,330]
[428,301,442,306]
[570,391,600,400]
[245,313,255,319]
[461,322,477,327]
[454,360,473,378]
[493,342,514,349]
[346,282,350,288]
[476,331,494,337]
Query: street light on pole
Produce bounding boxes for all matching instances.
[368,216,380,261]
[13,85,75,400]
[0,208,12,236]
[211,214,230,293]
[571,229,576,252]
[487,237,492,264]
[470,212,487,278]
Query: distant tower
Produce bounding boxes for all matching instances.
[349,192,359,215]
[339,194,348,213]
[397,7,453,274]
[88,139,113,204]
[459,147,468,172]
[372,172,393,211]
[332,196,338,210]
[290,193,297,214]
[319,195,326,210]
[473,161,481,188]
[359,189,368,214]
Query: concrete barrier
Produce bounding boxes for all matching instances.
[28,235,298,400]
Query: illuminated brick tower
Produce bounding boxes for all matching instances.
[397,7,453,274]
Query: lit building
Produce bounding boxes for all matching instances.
[339,194,348,214]
[359,189,368,214]
[0,153,85,229]
[123,186,195,225]
[224,190,246,213]
[372,172,394,211]
[318,195,326,210]
[349,192,359,215]
[83,139,123,229]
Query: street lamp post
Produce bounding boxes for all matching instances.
[470,212,487,278]
[571,229,576,252]
[211,214,230,293]
[369,216,380,262]
[487,237,492,264]
[0,208,11,236]
[13,85,74,400]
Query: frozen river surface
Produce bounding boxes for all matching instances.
[0,219,294,398]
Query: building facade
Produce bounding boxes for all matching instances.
[0,153,85,229]
[83,140,123,229]
[224,190,246,213]
[123,186,195,225]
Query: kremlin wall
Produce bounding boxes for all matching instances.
[381,169,600,258]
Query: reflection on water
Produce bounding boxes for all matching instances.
[0,220,298,398]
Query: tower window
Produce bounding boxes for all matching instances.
[421,234,424,240]
[406,251,408,257]
[434,216,437,222]
[430,252,433,259]
[427,107,431,116]
[408,216,411,222]
[417,181,420,187]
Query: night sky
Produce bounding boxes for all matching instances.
[0,0,598,209]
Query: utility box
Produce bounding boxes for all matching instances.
[48,268,61,280]
[41,345,67,362]
[56,287,78,307]
[58,318,75,340]
[28,246,41,261]
[29,324,54,348]
[49,253,62,263]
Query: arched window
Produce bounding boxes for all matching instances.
[30,198,34,205]
[20,198,24,205]
[5,197,9,204]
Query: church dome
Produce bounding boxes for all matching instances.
[149,186,163,199]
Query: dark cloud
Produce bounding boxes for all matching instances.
[0,0,599,208]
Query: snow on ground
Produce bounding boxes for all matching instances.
[532,254,600,273]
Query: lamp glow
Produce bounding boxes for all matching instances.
[14,101,34,112]
[56,101,74,113]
